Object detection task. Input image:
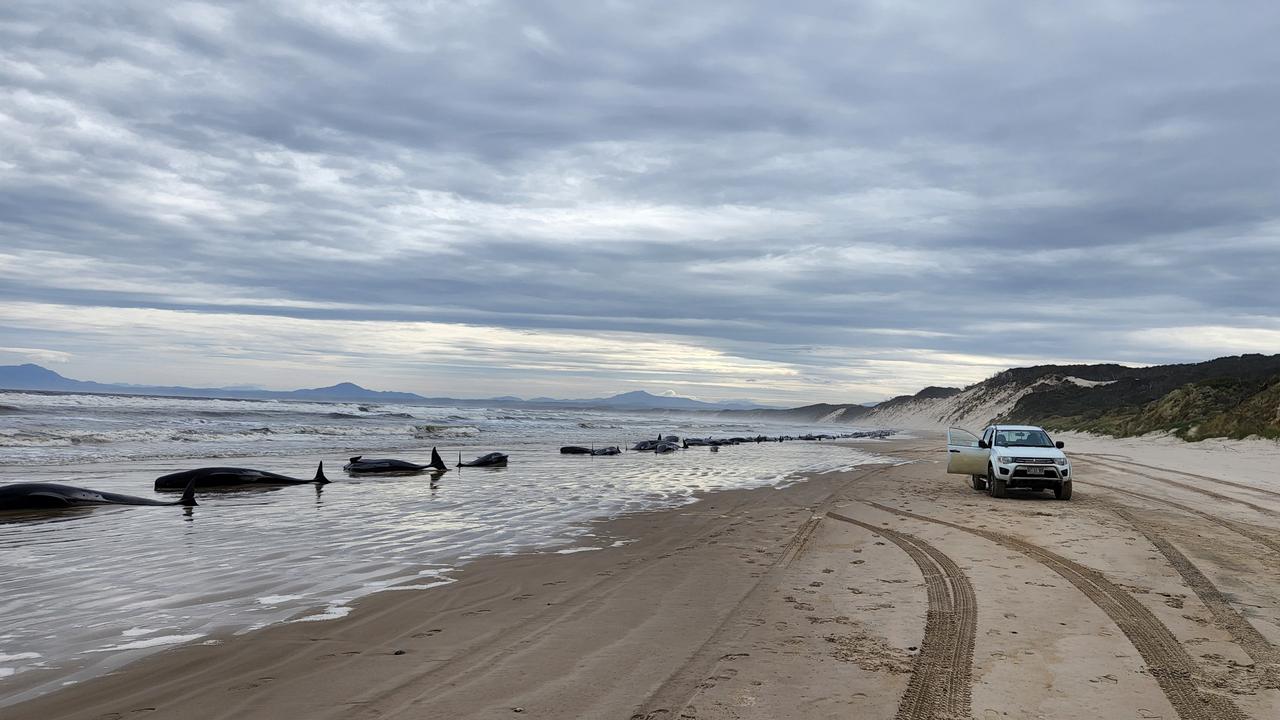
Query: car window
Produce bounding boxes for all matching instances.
[994,429,1054,448]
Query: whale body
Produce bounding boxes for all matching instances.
[560,446,621,456]
[344,448,448,474]
[458,452,508,467]
[1,479,197,511]
[156,462,329,490]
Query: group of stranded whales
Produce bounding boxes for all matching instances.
[0,445,505,514]
[0,429,893,515]
[627,429,894,454]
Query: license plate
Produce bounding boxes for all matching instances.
[1027,467,1045,475]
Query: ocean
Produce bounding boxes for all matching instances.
[0,390,893,705]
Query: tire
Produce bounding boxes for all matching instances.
[1055,480,1072,500]
[989,465,1007,498]
[971,474,987,491]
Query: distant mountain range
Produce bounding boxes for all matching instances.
[0,364,772,411]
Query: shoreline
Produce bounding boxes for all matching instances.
[5,450,892,719]
[1,434,888,705]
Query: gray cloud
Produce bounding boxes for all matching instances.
[1,1,1278,402]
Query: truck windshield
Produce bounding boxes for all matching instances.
[994,430,1054,447]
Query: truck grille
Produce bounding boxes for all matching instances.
[1012,457,1054,464]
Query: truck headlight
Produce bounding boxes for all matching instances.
[997,456,1014,465]
[1054,458,1068,466]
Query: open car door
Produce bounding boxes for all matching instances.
[946,427,987,475]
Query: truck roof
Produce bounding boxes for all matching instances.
[989,424,1047,431]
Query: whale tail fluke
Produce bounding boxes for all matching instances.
[314,461,330,484]
[179,477,198,507]
[429,447,447,472]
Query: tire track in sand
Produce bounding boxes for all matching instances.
[1076,454,1280,502]
[1078,480,1280,556]
[1109,506,1280,668]
[631,465,893,720]
[1077,458,1277,515]
[864,501,1249,720]
[826,511,975,720]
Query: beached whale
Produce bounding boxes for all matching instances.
[155,461,330,490]
[1,478,197,511]
[344,448,448,474]
[458,452,508,467]
[560,446,622,456]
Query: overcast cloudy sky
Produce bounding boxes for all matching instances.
[1,1,1277,404]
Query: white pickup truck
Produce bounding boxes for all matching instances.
[947,424,1072,500]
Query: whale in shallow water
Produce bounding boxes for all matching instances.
[560,446,621,456]
[1,478,197,511]
[344,448,448,474]
[458,452,508,467]
[155,462,329,490]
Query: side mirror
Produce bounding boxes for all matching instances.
[1055,441,1065,449]
[978,440,989,449]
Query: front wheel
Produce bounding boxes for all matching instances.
[988,465,1006,498]
[971,474,987,491]
[1055,480,1072,500]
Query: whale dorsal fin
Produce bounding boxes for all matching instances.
[314,461,330,484]
[429,447,447,471]
[179,477,198,507]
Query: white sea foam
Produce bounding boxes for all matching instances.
[257,595,305,605]
[87,635,205,653]
[290,605,352,623]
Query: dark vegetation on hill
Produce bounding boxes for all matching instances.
[1004,354,1280,440]
[875,385,962,409]
[723,402,873,422]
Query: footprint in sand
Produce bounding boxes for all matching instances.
[229,677,275,691]
[411,629,443,638]
[463,609,492,616]
[512,594,534,601]
[321,650,361,659]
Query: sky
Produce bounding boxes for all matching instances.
[1,1,1278,405]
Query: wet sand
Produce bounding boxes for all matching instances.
[8,436,1280,719]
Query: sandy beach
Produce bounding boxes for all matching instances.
[7,434,1280,719]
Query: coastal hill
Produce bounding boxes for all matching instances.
[752,353,1280,441]
[0,364,768,412]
